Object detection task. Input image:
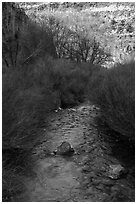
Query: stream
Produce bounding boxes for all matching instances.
[14,103,135,202]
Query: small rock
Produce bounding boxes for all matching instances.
[108,164,128,180]
[54,141,74,156]
[95,183,104,190]
[82,166,91,173]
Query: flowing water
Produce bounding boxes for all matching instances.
[14,103,135,202]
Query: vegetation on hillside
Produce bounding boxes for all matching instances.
[19,2,135,67]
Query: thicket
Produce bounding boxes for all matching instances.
[88,61,135,141]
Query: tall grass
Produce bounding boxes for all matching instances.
[88,61,135,141]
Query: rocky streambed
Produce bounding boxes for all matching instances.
[14,103,135,202]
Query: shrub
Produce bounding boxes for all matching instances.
[20,21,57,65]
[48,59,95,107]
[88,61,135,141]
[2,62,59,150]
